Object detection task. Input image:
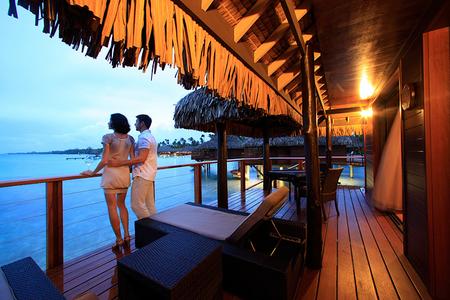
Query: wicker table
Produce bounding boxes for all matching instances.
[118,232,222,300]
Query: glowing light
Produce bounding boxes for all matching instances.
[360,107,373,118]
[359,72,375,99]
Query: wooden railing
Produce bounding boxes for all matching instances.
[0,155,363,269]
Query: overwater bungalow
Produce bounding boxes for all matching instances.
[1,0,449,299]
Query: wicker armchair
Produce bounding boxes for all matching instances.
[321,168,344,220]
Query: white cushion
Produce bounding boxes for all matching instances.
[151,204,247,240]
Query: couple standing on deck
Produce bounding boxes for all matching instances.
[81,113,157,249]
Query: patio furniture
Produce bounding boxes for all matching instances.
[1,257,65,300]
[118,232,222,300]
[321,167,344,220]
[134,187,305,300]
[148,187,290,243]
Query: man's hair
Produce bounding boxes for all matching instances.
[110,113,130,134]
[136,114,152,129]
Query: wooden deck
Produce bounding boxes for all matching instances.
[46,186,430,299]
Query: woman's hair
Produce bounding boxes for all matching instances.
[110,113,131,134]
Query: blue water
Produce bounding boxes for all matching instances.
[0,154,262,268]
[0,154,364,268]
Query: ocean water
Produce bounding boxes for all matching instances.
[0,154,364,268]
[0,154,262,268]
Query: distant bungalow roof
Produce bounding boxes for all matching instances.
[195,135,362,150]
[174,88,302,138]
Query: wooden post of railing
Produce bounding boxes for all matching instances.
[298,159,303,170]
[263,131,271,195]
[46,181,63,269]
[239,160,246,193]
[326,115,333,169]
[217,122,228,209]
[302,41,323,269]
[194,165,202,204]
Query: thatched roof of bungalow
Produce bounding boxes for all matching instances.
[174,88,302,138]
[195,135,362,150]
[157,144,196,153]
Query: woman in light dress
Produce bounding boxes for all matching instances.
[82,113,135,248]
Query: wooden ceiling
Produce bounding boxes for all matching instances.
[10,0,436,126]
[177,0,434,115]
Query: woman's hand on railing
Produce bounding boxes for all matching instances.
[80,170,95,176]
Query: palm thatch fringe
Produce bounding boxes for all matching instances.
[318,125,364,137]
[174,88,302,138]
[9,0,298,121]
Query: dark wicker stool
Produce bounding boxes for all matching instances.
[118,232,222,300]
[1,257,65,300]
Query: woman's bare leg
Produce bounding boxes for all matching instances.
[117,193,129,239]
[105,193,122,242]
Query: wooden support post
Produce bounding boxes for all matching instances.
[46,181,63,270]
[194,165,202,204]
[326,115,333,169]
[216,122,228,209]
[262,131,271,195]
[239,160,246,193]
[302,42,323,269]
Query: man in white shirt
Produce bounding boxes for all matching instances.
[109,114,157,219]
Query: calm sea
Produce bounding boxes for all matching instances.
[0,154,261,268]
[0,154,363,268]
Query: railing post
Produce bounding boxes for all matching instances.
[46,181,63,270]
[239,160,246,193]
[262,132,271,195]
[194,165,202,204]
[216,122,228,209]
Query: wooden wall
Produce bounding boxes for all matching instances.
[400,35,429,285]
[423,26,450,300]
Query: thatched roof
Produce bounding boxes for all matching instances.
[243,136,363,148]
[194,135,252,150]
[10,0,435,128]
[195,135,362,150]
[174,88,302,138]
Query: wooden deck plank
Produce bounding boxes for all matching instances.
[336,188,357,299]
[348,189,399,299]
[296,203,329,300]
[316,202,338,299]
[46,187,432,300]
[354,189,421,300]
[366,191,431,300]
[344,188,378,299]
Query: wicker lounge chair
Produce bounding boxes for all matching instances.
[149,186,290,243]
[1,257,98,300]
[134,187,305,300]
[1,257,64,300]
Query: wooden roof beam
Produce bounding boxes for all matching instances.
[253,9,307,63]
[173,0,301,115]
[290,91,303,102]
[277,65,301,90]
[201,0,214,11]
[280,0,328,112]
[288,84,301,95]
[233,0,271,43]
[267,45,297,76]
